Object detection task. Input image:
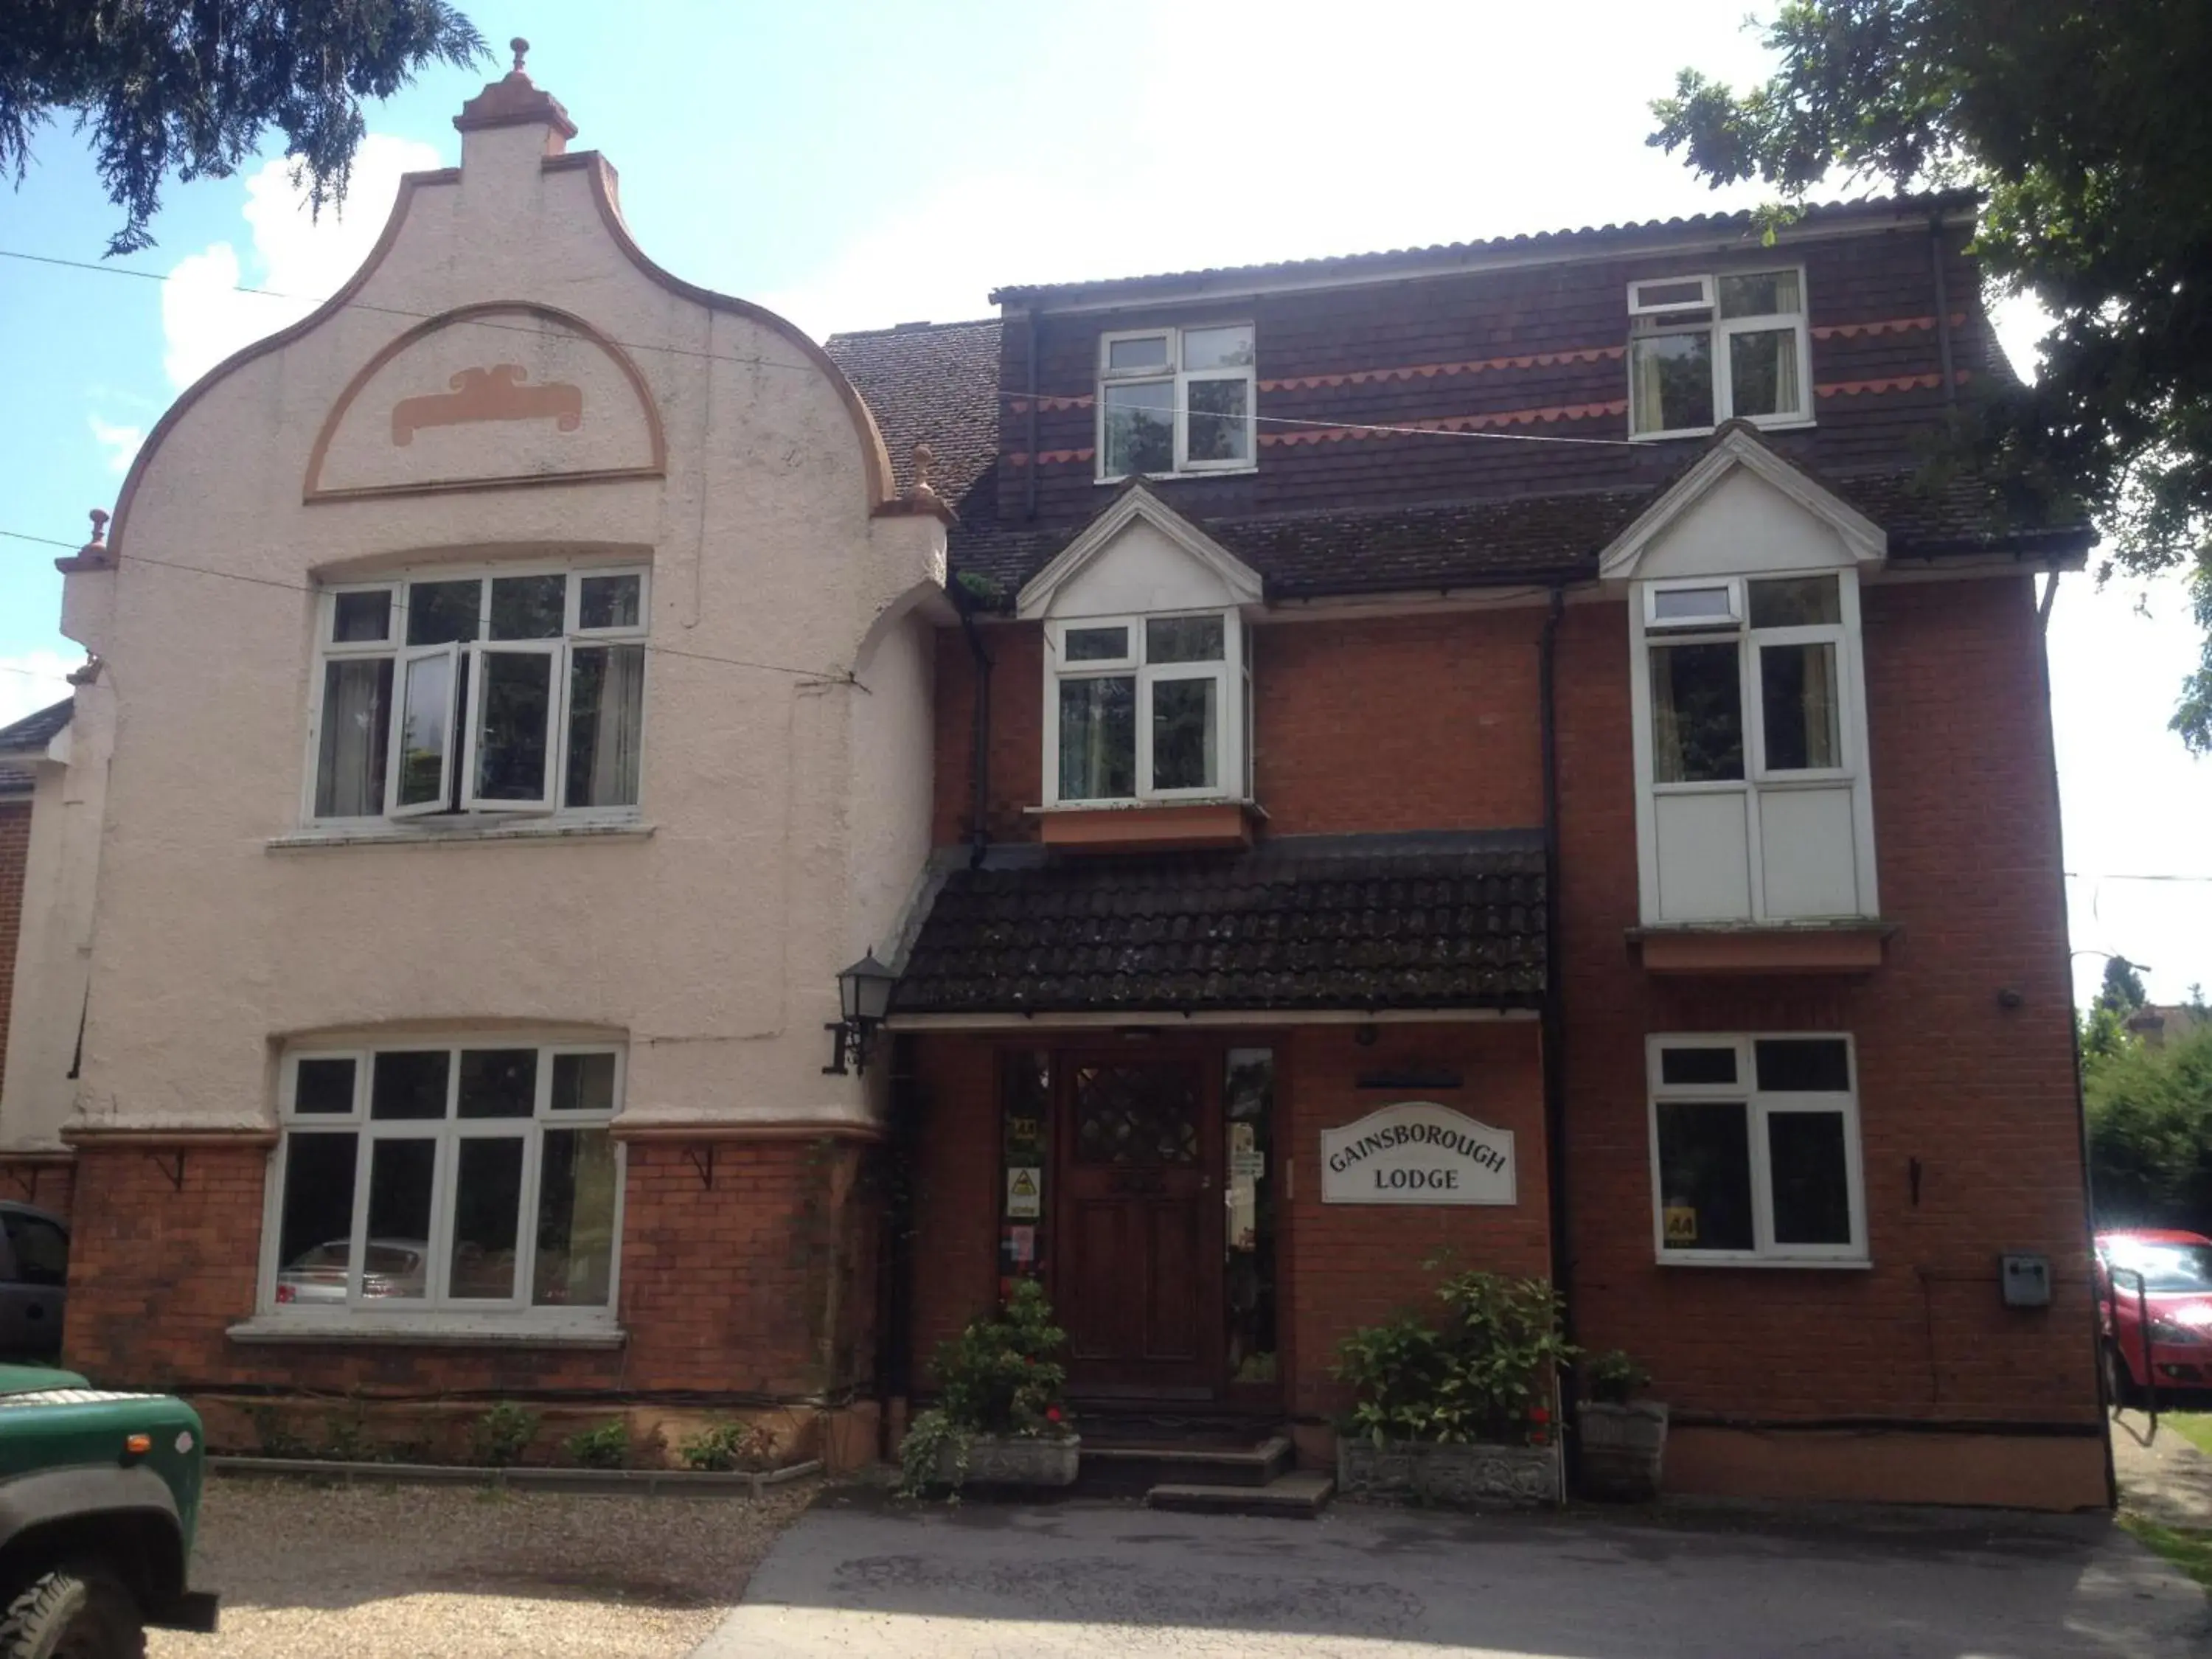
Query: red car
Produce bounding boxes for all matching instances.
[2096,1228,2212,1403]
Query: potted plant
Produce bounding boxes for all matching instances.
[1332,1267,1571,1509]
[1576,1349,1667,1500]
[899,1279,1079,1495]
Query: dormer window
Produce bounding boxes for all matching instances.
[1045,611,1250,805]
[1097,324,1256,481]
[1628,269,1811,439]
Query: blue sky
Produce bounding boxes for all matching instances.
[2,0,2208,1005]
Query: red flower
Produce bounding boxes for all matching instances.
[1046,1406,1063,1424]
[1529,1406,1550,1422]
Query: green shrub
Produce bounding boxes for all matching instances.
[898,1279,1071,1497]
[1584,1349,1650,1405]
[563,1419,632,1469]
[680,1419,776,1472]
[469,1402,540,1468]
[1333,1267,1573,1447]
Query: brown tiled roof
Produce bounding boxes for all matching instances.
[824,318,1001,503]
[942,467,2094,607]
[895,831,1547,1015]
[0,698,71,797]
[989,192,1978,306]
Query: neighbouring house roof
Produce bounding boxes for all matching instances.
[823,317,1002,501]
[0,698,71,799]
[894,830,1547,1016]
[987,192,1979,307]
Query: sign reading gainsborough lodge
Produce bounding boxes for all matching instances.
[1320,1102,1516,1206]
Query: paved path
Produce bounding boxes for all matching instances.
[695,1488,2211,1659]
[2116,1412,2212,1526]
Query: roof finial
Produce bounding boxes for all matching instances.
[912,442,936,493]
[510,37,530,75]
[85,508,108,552]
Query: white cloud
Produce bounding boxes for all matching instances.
[161,133,445,389]
[0,653,83,729]
[87,416,144,476]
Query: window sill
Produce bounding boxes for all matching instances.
[268,820,654,852]
[1630,417,1816,445]
[1629,922,1891,976]
[1657,1254,1870,1270]
[228,1312,626,1349]
[1095,467,1259,486]
[1030,798,1261,852]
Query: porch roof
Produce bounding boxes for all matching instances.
[893,830,1547,1017]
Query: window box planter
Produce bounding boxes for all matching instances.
[1335,1437,1561,1509]
[935,1433,1081,1489]
[1574,1400,1669,1500]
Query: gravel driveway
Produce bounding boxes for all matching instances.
[150,1475,818,1659]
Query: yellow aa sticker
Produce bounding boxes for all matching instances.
[1663,1206,1698,1245]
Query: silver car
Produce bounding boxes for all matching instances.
[275,1238,428,1304]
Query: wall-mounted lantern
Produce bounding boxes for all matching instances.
[823,950,898,1076]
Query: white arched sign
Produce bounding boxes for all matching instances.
[1320,1102,1516,1207]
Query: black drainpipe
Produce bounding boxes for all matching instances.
[1539,587,1579,1483]
[876,1032,921,1459]
[1930,216,1958,408]
[958,602,993,869]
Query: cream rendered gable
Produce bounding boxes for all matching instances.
[1601,427,1884,931]
[1016,485,1262,621]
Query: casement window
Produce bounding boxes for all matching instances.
[308,565,647,825]
[262,1040,622,1318]
[1044,611,1251,805]
[1647,1034,1865,1265]
[1627,270,1812,439]
[1097,324,1256,481]
[1632,571,1876,923]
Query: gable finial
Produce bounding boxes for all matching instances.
[84,508,108,552]
[511,37,530,75]
[912,442,936,493]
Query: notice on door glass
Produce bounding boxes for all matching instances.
[1006,1166,1042,1219]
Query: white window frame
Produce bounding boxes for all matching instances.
[1041,608,1248,807]
[1626,266,1814,441]
[302,563,650,830]
[1096,324,1258,482]
[1646,1032,1867,1267]
[258,1037,626,1324]
[1630,568,1877,922]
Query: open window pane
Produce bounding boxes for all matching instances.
[1655,1101,1754,1252]
[1760,642,1840,771]
[1728,326,1803,419]
[1183,326,1254,369]
[1630,332,1714,434]
[405,580,480,646]
[490,574,566,640]
[394,647,456,812]
[457,1049,536,1119]
[578,574,641,631]
[535,1128,617,1307]
[566,644,644,808]
[372,1051,450,1120]
[1747,576,1840,628]
[1103,381,1175,476]
[1058,675,1136,800]
[1151,676,1218,791]
[1767,1111,1852,1245]
[364,1138,436,1298]
[473,649,555,804]
[1650,642,1743,782]
[448,1136,526,1299]
[294,1057,358,1115]
[1719,270,1801,319]
[315,658,392,818]
[1146,616,1225,664]
[333,591,391,643]
[274,1132,358,1303]
[1185,378,1251,464]
[552,1053,618,1113]
[1107,335,1170,372]
[1633,277,1711,312]
[1649,585,1735,627]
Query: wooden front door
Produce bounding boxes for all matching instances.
[1054,1052,1222,1398]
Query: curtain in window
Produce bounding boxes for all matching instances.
[1630,338,1669,435]
[314,659,392,817]
[1650,642,1744,783]
[1759,641,1839,771]
[566,644,645,808]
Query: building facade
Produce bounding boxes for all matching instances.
[12,59,2104,1503]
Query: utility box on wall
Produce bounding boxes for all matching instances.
[2000,1252,2053,1308]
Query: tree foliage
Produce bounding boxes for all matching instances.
[1,1,486,255]
[2086,1023,2212,1229]
[1650,1,2212,748]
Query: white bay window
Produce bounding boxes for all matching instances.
[263,1039,623,1321]
[310,565,647,826]
[1045,611,1249,805]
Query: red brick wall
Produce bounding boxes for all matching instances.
[907,1037,1001,1368]
[61,1136,876,1399]
[0,800,29,1090]
[1554,576,2098,1427]
[0,1160,74,1228]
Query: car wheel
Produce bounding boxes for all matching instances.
[0,1565,145,1659]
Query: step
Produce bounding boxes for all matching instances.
[1145,1470,1335,1517]
[1077,1434,1292,1494]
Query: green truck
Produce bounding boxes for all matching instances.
[0,1365,217,1657]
